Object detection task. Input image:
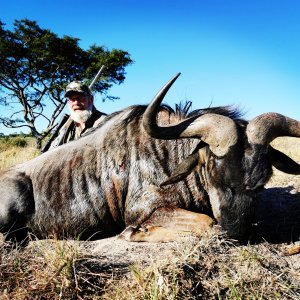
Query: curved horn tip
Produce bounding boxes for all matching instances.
[142,72,182,138]
[159,72,181,96]
[172,72,181,82]
[160,73,181,92]
[164,72,181,87]
[147,72,182,107]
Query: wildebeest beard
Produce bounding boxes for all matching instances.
[216,146,273,244]
[218,189,257,244]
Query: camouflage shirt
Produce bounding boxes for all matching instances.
[48,109,107,150]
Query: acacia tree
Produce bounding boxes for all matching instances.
[0,19,133,148]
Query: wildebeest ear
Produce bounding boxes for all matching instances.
[160,152,199,187]
[268,146,300,175]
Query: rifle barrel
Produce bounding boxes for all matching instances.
[89,65,105,89]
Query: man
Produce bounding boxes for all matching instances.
[46,81,106,150]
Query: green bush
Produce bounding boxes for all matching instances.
[0,136,28,150]
[10,137,28,148]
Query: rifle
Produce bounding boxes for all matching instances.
[41,113,70,152]
[41,65,106,153]
[88,65,105,89]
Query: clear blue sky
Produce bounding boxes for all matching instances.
[1,0,300,134]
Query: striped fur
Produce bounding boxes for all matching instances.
[0,104,271,243]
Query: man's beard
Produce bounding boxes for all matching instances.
[70,108,93,124]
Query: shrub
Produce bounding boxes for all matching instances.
[0,136,28,150]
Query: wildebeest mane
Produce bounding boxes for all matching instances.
[121,101,245,125]
[188,105,244,121]
[83,102,245,138]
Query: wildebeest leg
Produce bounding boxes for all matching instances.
[0,172,34,246]
[120,207,214,242]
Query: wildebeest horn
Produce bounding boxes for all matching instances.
[143,72,182,137]
[247,113,300,146]
[160,152,199,187]
[143,74,239,156]
[160,141,207,187]
[247,113,300,174]
[268,146,300,174]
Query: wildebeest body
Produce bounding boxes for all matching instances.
[1,74,299,244]
[1,107,211,240]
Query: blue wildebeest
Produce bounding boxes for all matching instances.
[0,73,299,245]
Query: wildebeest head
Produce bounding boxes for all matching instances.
[143,73,300,243]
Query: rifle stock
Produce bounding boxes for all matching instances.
[41,114,70,153]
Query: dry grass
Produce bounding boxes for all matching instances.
[105,236,300,300]
[0,233,299,299]
[0,136,299,299]
[0,137,39,170]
